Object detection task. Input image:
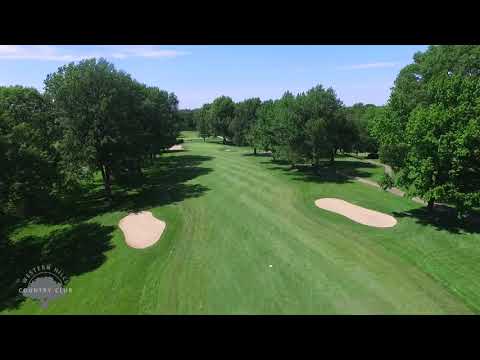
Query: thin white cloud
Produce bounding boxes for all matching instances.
[0,45,189,61]
[107,45,189,59]
[0,45,94,61]
[337,62,400,70]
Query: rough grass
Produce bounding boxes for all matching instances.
[2,133,480,314]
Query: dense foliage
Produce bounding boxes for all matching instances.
[1,58,179,216]
[177,109,196,130]
[345,103,381,155]
[3,46,479,218]
[0,86,60,216]
[371,45,480,214]
[197,86,360,166]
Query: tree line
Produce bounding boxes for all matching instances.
[194,88,380,165]
[0,58,180,218]
[2,46,478,219]
[194,89,377,166]
[193,46,479,215]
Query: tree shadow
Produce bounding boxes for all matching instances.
[115,155,213,213]
[41,154,213,224]
[242,152,272,158]
[332,159,380,176]
[392,206,480,234]
[260,159,378,185]
[0,222,115,312]
[162,149,187,154]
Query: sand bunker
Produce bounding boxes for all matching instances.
[169,144,183,151]
[314,198,397,228]
[119,211,166,249]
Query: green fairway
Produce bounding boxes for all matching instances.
[178,130,202,140]
[3,132,480,314]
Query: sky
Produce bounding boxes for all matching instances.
[0,45,428,109]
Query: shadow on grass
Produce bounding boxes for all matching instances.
[0,222,115,312]
[41,154,213,224]
[333,159,380,175]
[392,206,480,234]
[162,149,187,154]
[242,152,273,157]
[115,154,212,214]
[260,159,378,185]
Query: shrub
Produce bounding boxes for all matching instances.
[379,173,395,191]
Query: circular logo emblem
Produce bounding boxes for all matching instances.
[19,264,72,308]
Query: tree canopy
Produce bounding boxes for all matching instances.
[0,86,60,216]
[43,58,179,201]
[372,45,480,214]
[209,96,235,144]
[3,47,479,220]
[1,58,180,218]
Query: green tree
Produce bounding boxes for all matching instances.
[44,58,146,202]
[0,86,60,217]
[136,86,179,167]
[299,85,350,165]
[346,103,380,155]
[253,92,303,165]
[178,109,196,130]
[275,91,307,167]
[229,97,262,146]
[378,45,480,214]
[304,117,327,168]
[251,100,276,156]
[196,103,212,142]
[209,96,235,144]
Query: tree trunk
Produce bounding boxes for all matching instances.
[100,164,107,184]
[427,199,435,212]
[136,161,143,176]
[253,147,257,155]
[101,164,112,203]
[15,198,27,218]
[330,148,335,164]
[223,136,226,145]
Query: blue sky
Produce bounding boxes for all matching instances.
[0,45,428,109]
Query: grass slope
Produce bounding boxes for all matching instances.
[2,132,480,314]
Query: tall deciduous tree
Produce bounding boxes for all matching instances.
[44,58,146,202]
[250,100,276,156]
[299,85,352,165]
[209,96,235,144]
[376,45,480,214]
[230,97,261,146]
[196,103,212,142]
[0,86,60,217]
[178,109,196,130]
[346,103,380,155]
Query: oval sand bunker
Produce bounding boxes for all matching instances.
[119,211,166,249]
[314,198,397,228]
